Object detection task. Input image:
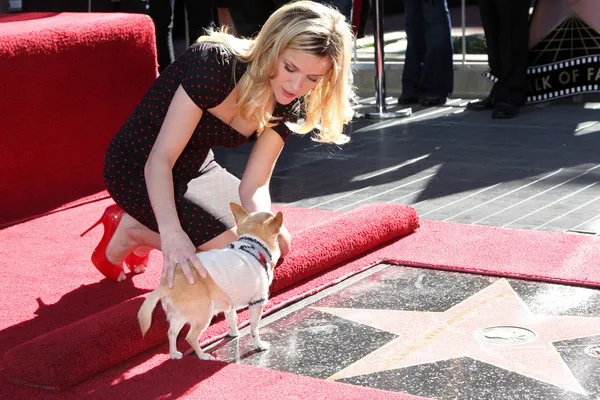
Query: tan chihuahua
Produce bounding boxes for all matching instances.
[138,202,283,360]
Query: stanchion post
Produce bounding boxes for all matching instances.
[373,0,386,113]
[461,0,466,65]
[360,0,411,119]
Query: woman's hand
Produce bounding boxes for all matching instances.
[277,225,292,257]
[160,227,207,288]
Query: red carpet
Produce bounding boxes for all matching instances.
[1,349,430,400]
[2,198,600,399]
[0,13,157,226]
[1,198,418,390]
[0,197,339,356]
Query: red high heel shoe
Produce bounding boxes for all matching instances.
[125,250,150,274]
[80,204,127,282]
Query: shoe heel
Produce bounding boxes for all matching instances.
[80,218,102,237]
[83,204,127,281]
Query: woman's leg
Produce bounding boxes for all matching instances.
[104,153,241,266]
[105,213,161,265]
[105,212,237,266]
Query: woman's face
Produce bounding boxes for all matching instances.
[270,48,332,105]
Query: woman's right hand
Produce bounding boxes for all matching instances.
[160,227,207,288]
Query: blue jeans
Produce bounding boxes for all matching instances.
[402,0,453,98]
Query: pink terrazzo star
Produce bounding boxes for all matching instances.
[314,278,600,395]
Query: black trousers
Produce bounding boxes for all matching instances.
[149,0,275,72]
[478,0,530,105]
[148,0,216,72]
[227,0,276,38]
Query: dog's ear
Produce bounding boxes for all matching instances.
[269,211,283,233]
[229,202,249,224]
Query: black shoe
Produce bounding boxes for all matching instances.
[492,101,519,119]
[466,96,495,111]
[398,95,419,105]
[419,95,447,107]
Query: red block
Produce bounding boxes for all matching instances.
[0,12,157,226]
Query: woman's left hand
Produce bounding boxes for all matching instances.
[277,225,292,257]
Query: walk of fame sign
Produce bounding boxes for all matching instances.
[484,0,600,104]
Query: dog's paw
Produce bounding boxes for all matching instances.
[198,353,215,361]
[170,351,183,360]
[254,340,270,351]
[228,327,240,337]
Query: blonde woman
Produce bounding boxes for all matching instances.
[82,1,355,287]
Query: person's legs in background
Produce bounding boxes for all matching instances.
[321,0,354,23]
[148,0,175,73]
[355,0,371,39]
[419,0,453,106]
[490,0,529,118]
[150,0,223,72]
[273,0,353,24]
[468,0,530,118]
[185,0,216,45]
[215,0,237,36]
[399,0,425,104]
[226,0,275,37]
[467,0,499,110]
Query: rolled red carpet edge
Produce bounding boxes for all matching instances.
[2,203,419,391]
[271,202,420,293]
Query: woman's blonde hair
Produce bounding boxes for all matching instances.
[196,0,355,145]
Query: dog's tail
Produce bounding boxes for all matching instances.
[138,288,163,337]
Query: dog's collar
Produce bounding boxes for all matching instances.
[228,234,275,269]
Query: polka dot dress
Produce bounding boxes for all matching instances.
[104,42,296,247]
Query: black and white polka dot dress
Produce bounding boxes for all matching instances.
[104,42,297,247]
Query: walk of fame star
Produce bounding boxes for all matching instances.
[314,278,600,395]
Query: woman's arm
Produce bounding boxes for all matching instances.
[239,127,292,255]
[146,85,201,231]
[145,85,207,287]
[239,127,285,213]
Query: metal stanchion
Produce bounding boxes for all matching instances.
[88,0,92,12]
[357,0,411,119]
[461,0,466,65]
